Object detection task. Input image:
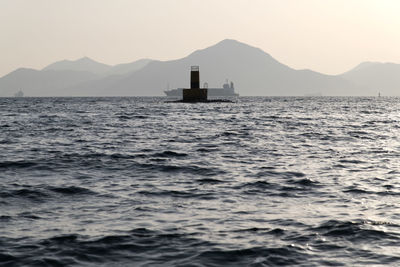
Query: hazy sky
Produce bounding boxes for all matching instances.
[1,0,400,77]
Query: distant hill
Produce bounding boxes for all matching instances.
[0,58,155,97]
[43,57,111,74]
[107,59,154,76]
[340,62,400,96]
[345,62,382,73]
[0,68,98,97]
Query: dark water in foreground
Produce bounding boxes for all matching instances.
[1,96,400,266]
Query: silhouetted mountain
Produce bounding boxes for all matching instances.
[0,68,98,96]
[42,57,154,77]
[0,58,155,96]
[64,39,365,96]
[340,62,400,96]
[345,62,382,73]
[107,59,154,75]
[43,57,111,74]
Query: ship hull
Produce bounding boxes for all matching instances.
[165,88,238,97]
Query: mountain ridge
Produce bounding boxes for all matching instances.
[43,57,111,74]
[72,39,361,96]
[340,62,400,95]
[1,39,398,96]
[0,68,99,97]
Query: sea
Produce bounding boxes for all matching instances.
[1,96,400,266]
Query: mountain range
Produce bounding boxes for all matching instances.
[0,39,398,96]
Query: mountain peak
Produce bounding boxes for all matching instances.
[217,39,241,44]
[185,38,276,69]
[77,56,95,62]
[355,61,380,69]
[42,57,111,74]
[214,39,257,49]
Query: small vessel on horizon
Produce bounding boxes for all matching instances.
[14,90,24,97]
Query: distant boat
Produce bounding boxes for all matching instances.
[165,80,239,97]
[14,90,24,97]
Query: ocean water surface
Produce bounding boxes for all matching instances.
[1,96,400,266]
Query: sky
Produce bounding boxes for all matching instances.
[1,0,400,77]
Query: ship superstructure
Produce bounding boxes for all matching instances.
[165,79,238,98]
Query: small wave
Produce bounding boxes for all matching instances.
[298,132,325,139]
[279,185,306,192]
[0,185,95,203]
[269,218,308,228]
[377,191,400,196]
[239,181,305,197]
[151,150,188,158]
[109,153,137,160]
[255,170,306,178]
[347,131,374,139]
[232,227,271,232]
[196,147,219,152]
[138,189,215,200]
[48,186,96,195]
[0,253,17,266]
[339,159,365,164]
[0,215,12,222]
[132,115,148,119]
[289,178,320,187]
[220,131,240,137]
[312,219,399,242]
[343,187,371,194]
[18,212,41,220]
[232,227,285,236]
[196,178,225,184]
[343,186,400,196]
[138,163,225,176]
[117,115,131,120]
[0,161,37,169]
[0,188,49,201]
[0,139,14,144]
[240,180,274,189]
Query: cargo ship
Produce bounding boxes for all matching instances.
[164,80,238,97]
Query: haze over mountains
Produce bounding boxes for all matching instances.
[0,39,398,96]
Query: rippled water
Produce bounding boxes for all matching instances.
[1,96,400,266]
